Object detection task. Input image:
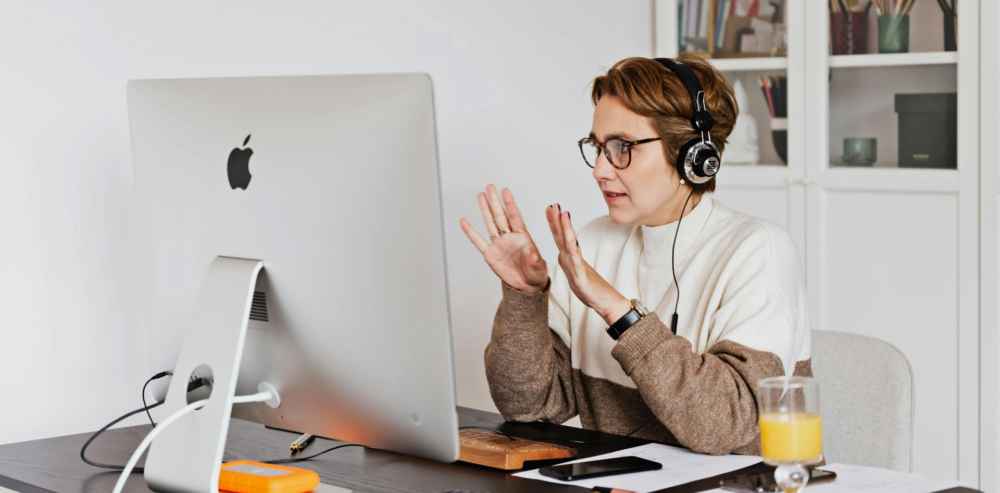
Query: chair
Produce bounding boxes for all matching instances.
[810,330,915,472]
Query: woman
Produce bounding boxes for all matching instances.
[458,54,810,456]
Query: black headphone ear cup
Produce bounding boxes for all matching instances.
[676,139,721,185]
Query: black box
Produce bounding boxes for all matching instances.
[894,93,957,169]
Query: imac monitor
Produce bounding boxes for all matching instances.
[126,73,459,463]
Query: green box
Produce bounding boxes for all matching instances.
[894,93,956,169]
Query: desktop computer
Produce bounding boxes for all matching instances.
[127,73,459,492]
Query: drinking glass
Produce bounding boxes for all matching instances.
[758,376,823,493]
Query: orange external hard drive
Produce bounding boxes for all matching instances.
[219,461,320,493]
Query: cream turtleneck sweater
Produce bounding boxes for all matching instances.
[485,194,812,456]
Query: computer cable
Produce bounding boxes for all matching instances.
[458,415,656,446]
[112,390,276,493]
[262,443,367,464]
[80,375,212,473]
[80,401,164,472]
[142,371,172,427]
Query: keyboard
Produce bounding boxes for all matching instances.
[457,429,577,470]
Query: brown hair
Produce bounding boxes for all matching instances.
[590,54,738,194]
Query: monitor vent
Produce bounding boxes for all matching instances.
[249,291,269,322]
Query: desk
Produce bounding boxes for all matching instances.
[0,407,980,493]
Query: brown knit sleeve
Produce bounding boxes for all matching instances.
[483,278,577,424]
[611,311,812,456]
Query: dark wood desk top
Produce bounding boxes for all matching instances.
[0,406,979,493]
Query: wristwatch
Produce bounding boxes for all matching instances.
[606,299,649,340]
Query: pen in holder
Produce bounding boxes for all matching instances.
[878,14,909,53]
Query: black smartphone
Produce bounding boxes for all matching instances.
[539,456,662,481]
[719,469,837,492]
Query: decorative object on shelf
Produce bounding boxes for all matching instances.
[936,0,957,51]
[679,0,785,58]
[829,0,870,55]
[722,79,760,165]
[759,75,787,164]
[842,138,878,166]
[878,14,909,53]
[895,92,957,169]
[770,118,788,164]
[872,0,915,54]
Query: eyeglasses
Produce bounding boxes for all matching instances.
[578,137,662,170]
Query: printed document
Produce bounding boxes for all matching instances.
[514,443,762,492]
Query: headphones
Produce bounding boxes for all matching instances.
[654,58,721,185]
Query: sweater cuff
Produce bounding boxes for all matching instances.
[498,278,551,317]
[501,277,550,299]
[611,311,673,375]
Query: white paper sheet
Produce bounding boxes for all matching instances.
[513,443,762,493]
[703,462,965,493]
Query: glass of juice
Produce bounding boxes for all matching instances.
[758,376,823,492]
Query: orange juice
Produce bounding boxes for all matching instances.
[759,412,823,463]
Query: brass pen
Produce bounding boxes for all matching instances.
[290,433,315,454]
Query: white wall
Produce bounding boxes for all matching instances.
[0,1,652,444]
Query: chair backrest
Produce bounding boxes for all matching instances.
[810,330,915,472]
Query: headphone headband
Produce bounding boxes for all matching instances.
[653,57,720,185]
[654,58,714,133]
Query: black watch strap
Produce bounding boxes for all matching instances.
[606,307,642,340]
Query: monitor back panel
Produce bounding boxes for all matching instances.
[127,73,458,462]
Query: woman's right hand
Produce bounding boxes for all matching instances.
[460,184,549,294]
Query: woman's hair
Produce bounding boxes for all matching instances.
[590,54,738,195]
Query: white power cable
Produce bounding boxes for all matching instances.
[111,390,274,493]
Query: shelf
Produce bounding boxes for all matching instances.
[817,166,960,193]
[829,52,958,68]
[710,57,788,71]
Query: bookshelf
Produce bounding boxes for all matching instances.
[656,0,982,488]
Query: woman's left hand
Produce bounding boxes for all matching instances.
[546,205,633,325]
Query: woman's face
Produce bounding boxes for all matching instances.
[590,95,683,226]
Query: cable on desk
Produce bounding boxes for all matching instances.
[80,401,163,473]
[462,416,657,446]
[262,443,366,464]
[81,374,213,472]
[112,398,208,493]
[112,390,277,493]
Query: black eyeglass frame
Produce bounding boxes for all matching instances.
[577,137,663,170]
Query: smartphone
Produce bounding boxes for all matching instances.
[719,469,837,492]
[539,456,662,481]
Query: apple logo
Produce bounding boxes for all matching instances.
[227,134,253,190]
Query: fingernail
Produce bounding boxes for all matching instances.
[557,204,561,212]
[576,240,579,246]
[568,211,571,219]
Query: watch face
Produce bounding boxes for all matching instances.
[632,299,648,317]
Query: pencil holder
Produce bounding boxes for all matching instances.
[842,138,877,166]
[770,117,788,165]
[878,14,909,54]
[830,12,869,55]
[943,12,957,51]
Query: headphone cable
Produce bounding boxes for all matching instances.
[669,188,697,334]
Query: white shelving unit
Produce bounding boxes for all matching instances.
[709,57,789,71]
[829,51,958,68]
[657,0,984,488]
